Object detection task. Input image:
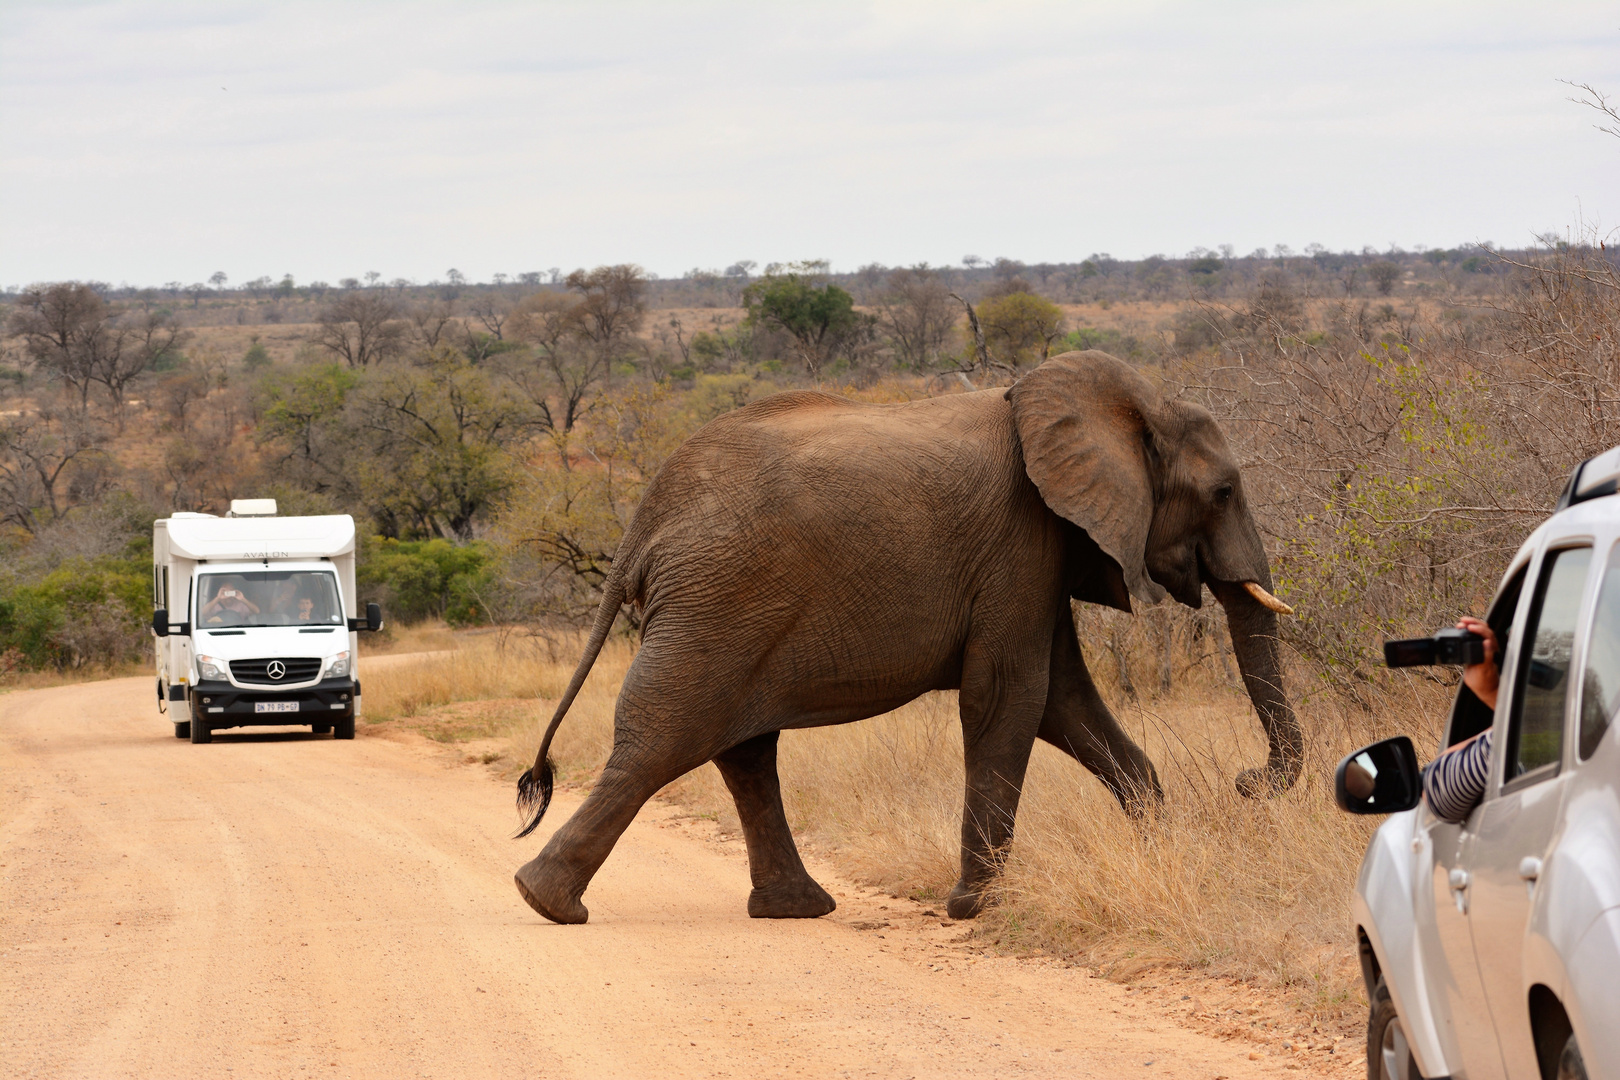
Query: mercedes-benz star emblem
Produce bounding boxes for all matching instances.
[267,660,286,681]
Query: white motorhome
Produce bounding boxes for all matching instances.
[152,499,382,743]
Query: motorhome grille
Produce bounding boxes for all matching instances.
[230,658,322,684]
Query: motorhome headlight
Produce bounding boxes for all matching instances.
[326,651,351,679]
[196,655,227,681]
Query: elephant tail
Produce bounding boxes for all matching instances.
[514,573,627,839]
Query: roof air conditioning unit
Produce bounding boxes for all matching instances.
[227,499,278,518]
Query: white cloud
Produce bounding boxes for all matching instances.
[1,0,1616,285]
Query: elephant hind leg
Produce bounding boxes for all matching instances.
[515,691,724,923]
[1038,603,1162,816]
[714,732,835,919]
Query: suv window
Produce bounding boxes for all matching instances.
[1447,565,1525,748]
[1507,546,1592,782]
[1578,543,1620,759]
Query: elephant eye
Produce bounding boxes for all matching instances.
[1213,484,1234,505]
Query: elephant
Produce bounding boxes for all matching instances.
[512,350,1300,924]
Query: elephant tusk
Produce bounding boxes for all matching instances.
[1243,581,1295,616]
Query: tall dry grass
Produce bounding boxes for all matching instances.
[365,616,1450,1029]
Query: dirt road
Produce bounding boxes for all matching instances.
[2,673,1305,1079]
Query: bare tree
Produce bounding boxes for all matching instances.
[407,296,458,349]
[505,291,607,433]
[9,283,105,407]
[875,265,956,369]
[0,408,109,533]
[313,292,406,367]
[565,265,649,360]
[9,283,187,415]
[467,292,511,341]
[1563,80,1620,140]
[1368,261,1402,296]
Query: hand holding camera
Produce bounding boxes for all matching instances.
[1383,616,1499,708]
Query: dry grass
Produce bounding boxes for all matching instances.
[363,620,1450,1041]
[0,658,151,693]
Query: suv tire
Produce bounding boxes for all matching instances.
[1559,1033,1589,1080]
[1368,975,1419,1080]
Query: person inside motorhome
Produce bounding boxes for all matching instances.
[200,576,260,625]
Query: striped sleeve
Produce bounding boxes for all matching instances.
[1424,730,1493,824]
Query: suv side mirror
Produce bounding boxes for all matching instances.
[152,608,169,637]
[1334,736,1422,814]
[351,603,384,632]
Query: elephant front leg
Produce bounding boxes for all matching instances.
[948,652,1046,920]
[713,732,836,919]
[1037,603,1163,816]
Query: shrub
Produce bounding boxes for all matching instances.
[0,556,150,669]
[358,537,494,627]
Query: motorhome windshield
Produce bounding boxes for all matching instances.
[197,571,342,628]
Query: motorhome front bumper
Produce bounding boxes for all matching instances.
[189,677,359,724]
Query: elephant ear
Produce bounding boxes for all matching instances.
[1007,351,1167,606]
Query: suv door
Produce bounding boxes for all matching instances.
[1421,567,1527,1080]
[1467,544,1592,1077]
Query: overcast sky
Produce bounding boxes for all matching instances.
[2,1,1616,288]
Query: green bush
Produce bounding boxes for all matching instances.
[1065,326,1145,358]
[358,537,493,627]
[0,556,151,669]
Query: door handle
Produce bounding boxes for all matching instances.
[1520,856,1543,898]
[1449,867,1470,914]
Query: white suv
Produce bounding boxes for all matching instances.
[1336,448,1620,1080]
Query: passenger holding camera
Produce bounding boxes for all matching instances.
[1424,616,1500,823]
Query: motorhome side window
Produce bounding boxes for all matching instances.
[1577,542,1620,760]
[196,571,342,628]
[1505,546,1592,782]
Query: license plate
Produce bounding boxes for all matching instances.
[255,701,300,714]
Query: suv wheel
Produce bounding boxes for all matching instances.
[1559,1033,1589,1080]
[1368,975,1419,1080]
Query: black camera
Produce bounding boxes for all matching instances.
[1383,627,1486,668]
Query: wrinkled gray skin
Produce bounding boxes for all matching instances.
[514,351,1301,924]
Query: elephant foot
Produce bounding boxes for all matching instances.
[1236,765,1290,800]
[946,880,986,920]
[747,878,837,919]
[514,856,588,924]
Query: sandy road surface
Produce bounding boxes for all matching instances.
[2,673,1303,1079]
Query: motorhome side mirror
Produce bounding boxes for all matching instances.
[1334,736,1422,815]
[152,609,169,637]
[366,602,383,633]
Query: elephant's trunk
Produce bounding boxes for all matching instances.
[1210,579,1303,798]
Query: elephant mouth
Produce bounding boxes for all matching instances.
[1194,551,1295,615]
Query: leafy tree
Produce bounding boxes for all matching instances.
[352,348,527,540]
[975,290,1064,369]
[242,338,272,370]
[257,363,361,493]
[742,264,863,378]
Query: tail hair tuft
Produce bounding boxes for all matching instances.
[514,756,555,840]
